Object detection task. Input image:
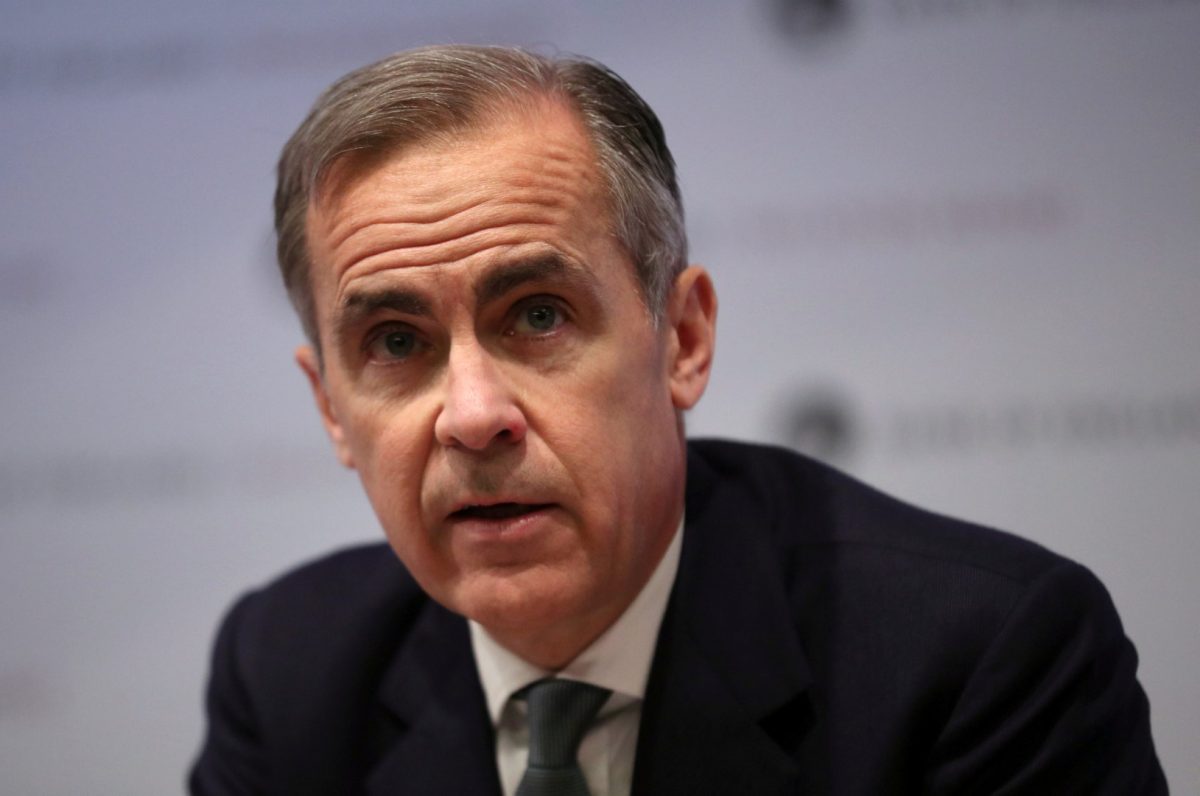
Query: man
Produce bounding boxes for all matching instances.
[191,46,1165,794]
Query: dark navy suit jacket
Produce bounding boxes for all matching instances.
[191,439,1166,794]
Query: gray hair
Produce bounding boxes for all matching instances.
[274,44,688,346]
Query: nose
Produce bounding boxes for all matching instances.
[434,343,528,451]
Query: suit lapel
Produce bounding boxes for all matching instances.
[366,601,502,796]
[631,446,815,794]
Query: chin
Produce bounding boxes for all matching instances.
[453,566,594,637]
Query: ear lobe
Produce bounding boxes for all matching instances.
[666,266,717,411]
[296,345,356,469]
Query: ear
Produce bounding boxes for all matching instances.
[295,345,356,469]
[665,266,717,410]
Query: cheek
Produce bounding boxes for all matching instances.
[344,401,433,518]
[552,376,676,513]
[359,422,447,587]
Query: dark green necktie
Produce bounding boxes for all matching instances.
[515,678,612,796]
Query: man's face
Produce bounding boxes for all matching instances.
[297,101,714,664]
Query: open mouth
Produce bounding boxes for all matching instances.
[450,502,552,521]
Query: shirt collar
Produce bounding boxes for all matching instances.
[469,519,683,725]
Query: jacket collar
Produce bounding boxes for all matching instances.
[631,444,814,794]
[367,599,502,796]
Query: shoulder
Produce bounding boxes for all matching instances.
[238,542,422,615]
[223,541,428,653]
[683,437,1115,708]
[684,439,1164,792]
[192,543,438,792]
[210,543,432,715]
[686,436,1069,586]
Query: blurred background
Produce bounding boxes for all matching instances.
[2,0,1197,792]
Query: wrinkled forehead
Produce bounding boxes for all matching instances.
[309,93,606,221]
[301,99,628,316]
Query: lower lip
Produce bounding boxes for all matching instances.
[447,505,558,542]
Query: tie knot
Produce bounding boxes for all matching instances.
[523,678,612,768]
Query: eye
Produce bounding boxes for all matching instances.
[365,326,421,361]
[512,300,566,336]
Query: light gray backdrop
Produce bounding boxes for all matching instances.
[2,1,1197,792]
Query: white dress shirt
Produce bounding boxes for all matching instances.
[469,522,683,796]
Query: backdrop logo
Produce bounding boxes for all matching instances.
[769,0,853,47]
[776,385,859,466]
[769,385,1200,471]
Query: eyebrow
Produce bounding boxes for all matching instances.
[333,287,431,343]
[474,252,599,307]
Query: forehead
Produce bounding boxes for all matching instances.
[305,101,613,289]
